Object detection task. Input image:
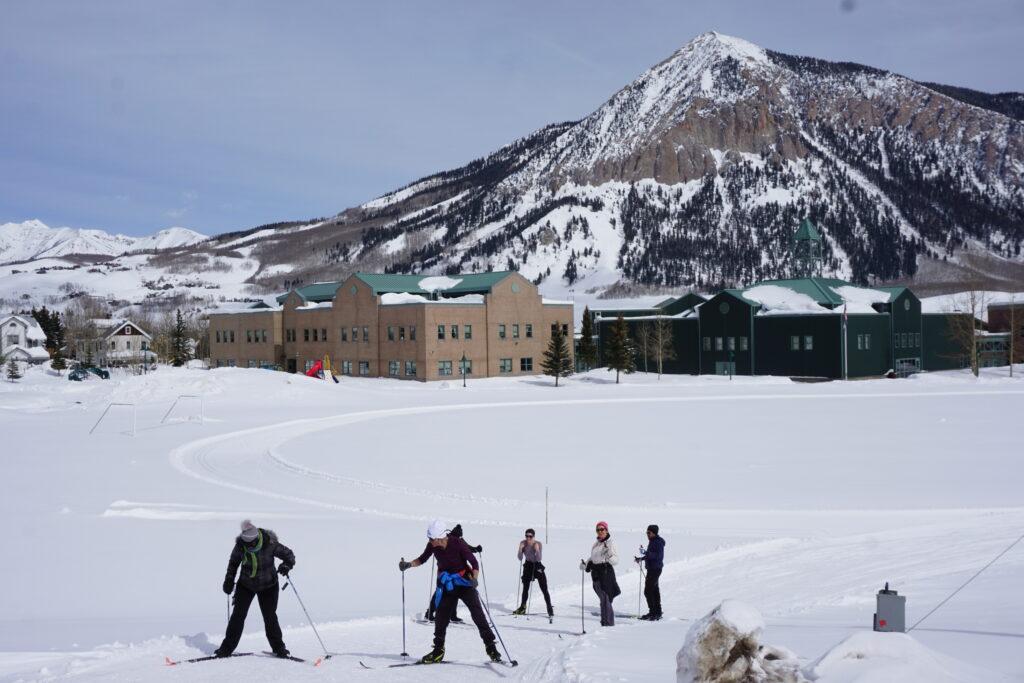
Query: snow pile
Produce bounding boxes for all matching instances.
[418,275,462,292]
[677,600,806,683]
[831,285,890,313]
[380,292,484,305]
[811,631,1014,683]
[742,285,831,315]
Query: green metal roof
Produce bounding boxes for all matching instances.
[794,218,821,241]
[874,286,909,302]
[353,271,513,295]
[275,282,342,304]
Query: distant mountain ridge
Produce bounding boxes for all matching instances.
[0,220,207,264]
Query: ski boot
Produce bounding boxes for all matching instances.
[450,615,464,624]
[639,613,652,621]
[485,642,502,663]
[420,647,445,664]
[512,605,527,616]
[271,648,291,658]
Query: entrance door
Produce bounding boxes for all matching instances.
[715,361,735,376]
[895,357,920,377]
[287,358,297,373]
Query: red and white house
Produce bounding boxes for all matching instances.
[80,319,156,366]
[0,314,51,364]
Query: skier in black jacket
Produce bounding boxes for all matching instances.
[215,520,295,658]
[635,524,665,620]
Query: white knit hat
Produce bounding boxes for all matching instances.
[426,519,449,540]
[240,519,258,542]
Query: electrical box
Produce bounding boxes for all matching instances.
[873,583,906,633]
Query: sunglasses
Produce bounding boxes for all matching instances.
[595,527,607,532]
[525,534,535,538]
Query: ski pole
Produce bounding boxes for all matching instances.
[400,558,409,657]
[637,565,644,618]
[477,551,518,666]
[282,574,331,660]
[226,594,231,622]
[515,558,523,613]
[580,562,586,635]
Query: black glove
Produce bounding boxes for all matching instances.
[222,578,234,594]
[472,545,483,553]
[278,564,291,576]
[634,556,643,563]
[586,560,594,572]
[399,560,412,571]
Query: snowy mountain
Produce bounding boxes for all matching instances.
[0,219,206,264]
[280,31,1021,295]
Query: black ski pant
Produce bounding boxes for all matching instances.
[217,583,286,655]
[432,585,494,650]
[519,561,552,611]
[644,567,663,616]
[426,574,460,621]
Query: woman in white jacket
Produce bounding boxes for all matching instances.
[580,521,620,626]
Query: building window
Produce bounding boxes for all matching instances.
[865,333,872,350]
[499,358,512,373]
[351,327,358,342]
[399,326,406,341]
[915,332,921,347]
[304,329,310,342]
[562,324,569,336]
[739,336,748,351]
[229,331,235,343]
[438,360,453,376]
[389,360,399,376]
[388,326,395,341]
[804,335,813,351]
[520,357,533,372]
[715,337,723,351]
[461,359,472,375]
[464,325,472,340]
[525,324,532,338]
[246,330,252,343]
[550,323,557,336]
[790,335,800,351]
[451,325,458,340]
[304,359,315,372]
[312,329,318,342]
[857,334,864,351]
[216,330,222,343]
[142,341,149,350]
[362,326,369,342]
[342,327,348,342]
[438,325,445,340]
[321,328,327,342]
[727,337,735,351]
[499,324,506,339]
[703,336,711,351]
[405,360,417,376]
[359,361,369,376]
[513,324,520,339]
[342,360,352,375]
[262,330,268,343]
[126,340,132,350]
[227,359,236,367]
[410,326,416,341]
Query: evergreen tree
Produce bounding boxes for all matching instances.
[51,346,67,374]
[6,356,22,382]
[171,309,189,367]
[577,306,597,370]
[604,315,635,384]
[542,326,573,387]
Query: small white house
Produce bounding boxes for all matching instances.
[80,319,156,366]
[0,314,51,364]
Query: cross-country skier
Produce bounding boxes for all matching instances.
[580,520,619,626]
[215,520,295,658]
[512,528,553,618]
[425,523,481,623]
[634,524,665,620]
[399,519,501,664]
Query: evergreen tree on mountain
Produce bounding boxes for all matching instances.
[171,309,189,367]
[577,307,597,370]
[542,326,573,387]
[604,315,635,384]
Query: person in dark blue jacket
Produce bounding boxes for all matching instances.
[634,524,664,620]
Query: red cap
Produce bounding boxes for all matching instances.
[596,521,609,531]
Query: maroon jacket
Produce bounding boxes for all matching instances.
[416,536,479,574]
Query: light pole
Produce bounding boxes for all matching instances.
[719,301,732,380]
[460,352,467,388]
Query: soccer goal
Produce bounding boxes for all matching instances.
[161,394,205,425]
[89,402,137,437]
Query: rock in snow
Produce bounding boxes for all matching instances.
[677,600,806,683]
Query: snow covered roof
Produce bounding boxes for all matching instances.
[106,349,157,360]
[542,298,574,305]
[295,301,333,311]
[92,319,152,340]
[735,278,891,316]
[4,344,50,361]
[380,292,484,306]
[0,314,47,340]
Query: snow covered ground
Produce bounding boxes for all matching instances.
[1,365,1022,681]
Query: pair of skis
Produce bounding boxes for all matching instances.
[165,651,311,666]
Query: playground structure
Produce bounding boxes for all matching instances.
[305,355,340,383]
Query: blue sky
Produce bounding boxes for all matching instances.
[2,1,1022,237]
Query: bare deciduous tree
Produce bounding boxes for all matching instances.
[945,290,990,377]
[634,321,653,373]
[651,318,676,378]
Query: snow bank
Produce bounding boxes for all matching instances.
[811,631,1014,683]
[677,600,805,683]
[418,275,462,291]
[380,292,484,305]
[831,285,890,313]
[743,285,831,315]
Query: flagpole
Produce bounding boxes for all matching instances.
[842,303,848,380]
